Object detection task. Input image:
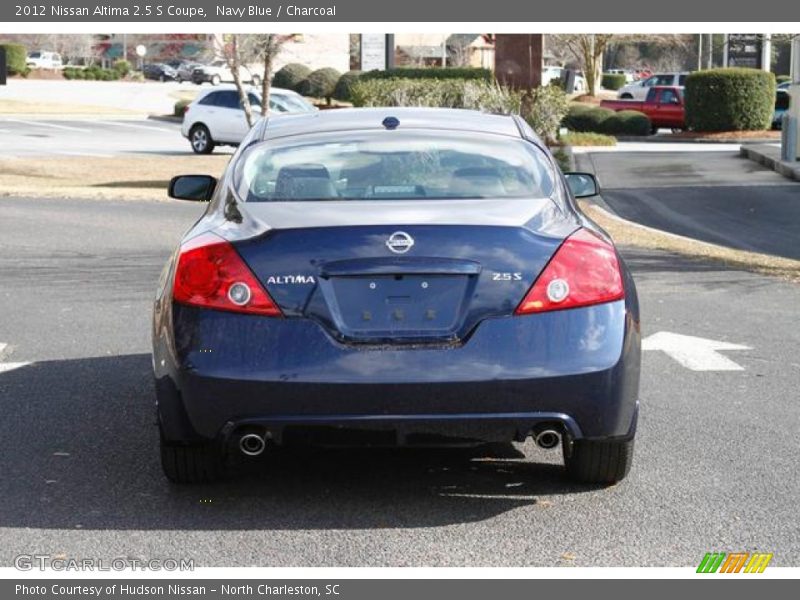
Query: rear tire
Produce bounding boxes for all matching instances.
[189,124,215,154]
[160,437,225,484]
[563,438,634,484]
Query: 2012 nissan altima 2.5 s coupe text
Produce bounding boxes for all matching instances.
[153,107,641,484]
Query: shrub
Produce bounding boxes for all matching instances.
[521,85,569,144]
[685,68,775,131]
[562,105,616,132]
[272,63,311,92]
[602,110,652,136]
[350,78,518,111]
[174,99,191,117]
[298,67,342,103]
[349,78,568,142]
[113,59,132,77]
[601,73,627,91]
[0,43,28,75]
[360,67,493,82]
[776,75,791,84]
[333,70,361,102]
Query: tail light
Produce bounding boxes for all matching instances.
[183,105,190,115]
[173,232,281,317]
[515,228,624,315]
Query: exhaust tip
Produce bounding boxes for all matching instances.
[535,429,561,450]
[239,433,266,456]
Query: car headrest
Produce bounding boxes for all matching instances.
[274,164,338,200]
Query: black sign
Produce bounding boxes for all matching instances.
[728,34,763,69]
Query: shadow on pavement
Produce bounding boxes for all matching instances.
[0,354,601,532]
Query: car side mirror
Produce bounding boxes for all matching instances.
[564,172,600,198]
[168,175,217,201]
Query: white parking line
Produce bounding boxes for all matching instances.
[95,120,177,133]
[52,151,112,157]
[3,118,92,133]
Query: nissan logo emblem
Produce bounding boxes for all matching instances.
[386,231,414,254]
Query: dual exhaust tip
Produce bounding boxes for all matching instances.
[534,429,561,450]
[239,428,561,454]
[239,432,266,456]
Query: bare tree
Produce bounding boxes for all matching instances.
[221,34,291,128]
[549,34,689,96]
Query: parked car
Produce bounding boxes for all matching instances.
[26,51,63,69]
[617,72,689,100]
[601,86,685,132]
[174,61,201,83]
[542,66,586,93]
[142,63,178,82]
[778,81,791,91]
[181,85,317,153]
[773,89,791,129]
[191,60,262,86]
[156,107,641,484]
[606,68,635,83]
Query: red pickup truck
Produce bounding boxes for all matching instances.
[600,86,685,132]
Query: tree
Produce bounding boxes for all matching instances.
[548,34,614,96]
[548,34,689,96]
[221,34,291,128]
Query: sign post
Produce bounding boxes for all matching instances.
[0,46,6,86]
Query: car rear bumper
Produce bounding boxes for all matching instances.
[154,299,641,445]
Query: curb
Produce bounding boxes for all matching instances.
[739,144,800,182]
[617,135,779,144]
[148,114,183,124]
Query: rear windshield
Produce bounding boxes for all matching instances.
[232,130,555,202]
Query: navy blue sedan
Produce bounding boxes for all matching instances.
[153,108,641,484]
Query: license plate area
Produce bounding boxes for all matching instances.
[324,274,471,340]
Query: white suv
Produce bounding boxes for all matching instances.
[617,72,689,99]
[26,51,63,69]
[181,86,317,154]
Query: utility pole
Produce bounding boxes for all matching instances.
[697,34,703,70]
[760,34,771,72]
[784,35,800,161]
[722,33,729,67]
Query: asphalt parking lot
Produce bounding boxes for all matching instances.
[578,149,800,259]
[1,191,798,567]
[0,117,197,157]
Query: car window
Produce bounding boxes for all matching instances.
[643,76,657,87]
[654,74,674,86]
[247,93,262,107]
[678,74,687,85]
[29,52,41,59]
[274,94,315,113]
[269,97,290,113]
[198,92,219,106]
[233,130,556,202]
[216,91,242,109]
[660,89,679,104]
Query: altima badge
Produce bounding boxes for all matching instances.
[386,231,414,254]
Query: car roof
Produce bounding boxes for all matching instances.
[193,85,296,101]
[260,107,524,141]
